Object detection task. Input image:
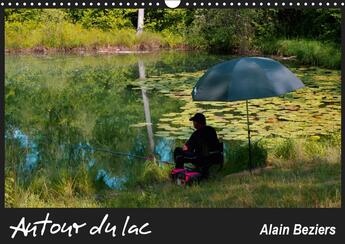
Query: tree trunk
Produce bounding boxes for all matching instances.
[137,9,144,36]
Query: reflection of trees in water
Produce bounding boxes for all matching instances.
[9,129,39,172]
[154,137,175,163]
[5,54,191,184]
[138,60,155,159]
[137,59,179,164]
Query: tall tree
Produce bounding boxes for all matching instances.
[137,9,144,35]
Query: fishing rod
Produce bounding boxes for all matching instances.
[79,145,172,164]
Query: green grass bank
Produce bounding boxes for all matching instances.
[6,21,340,69]
[5,21,186,52]
[258,39,341,69]
[5,135,341,208]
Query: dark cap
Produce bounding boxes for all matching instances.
[189,113,206,124]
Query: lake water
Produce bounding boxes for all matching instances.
[5,51,341,188]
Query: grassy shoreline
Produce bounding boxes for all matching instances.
[6,41,340,70]
[5,21,187,53]
[258,39,341,69]
[5,135,341,208]
[6,21,341,69]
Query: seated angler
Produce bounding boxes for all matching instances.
[174,113,222,177]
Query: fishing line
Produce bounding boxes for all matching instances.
[79,145,171,164]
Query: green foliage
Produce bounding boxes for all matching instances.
[144,9,193,33]
[5,172,15,208]
[272,135,341,164]
[64,8,195,36]
[259,39,341,69]
[187,9,256,53]
[5,21,184,50]
[140,161,171,184]
[251,9,278,42]
[223,140,268,174]
[279,40,340,69]
[273,9,341,44]
[135,31,164,49]
[126,161,171,187]
[274,139,296,160]
[65,9,135,30]
[5,9,43,22]
[186,8,341,53]
[5,8,341,58]
[4,158,100,208]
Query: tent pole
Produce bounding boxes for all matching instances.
[246,100,252,172]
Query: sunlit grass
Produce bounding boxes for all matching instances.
[6,21,340,71]
[5,21,186,50]
[258,39,341,69]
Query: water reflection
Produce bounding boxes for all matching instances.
[12,129,39,171]
[96,170,127,190]
[5,53,192,189]
[4,53,242,190]
[89,59,178,188]
[155,137,175,163]
[138,60,155,157]
[76,143,96,168]
[138,59,176,165]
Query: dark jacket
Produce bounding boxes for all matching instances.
[185,125,219,158]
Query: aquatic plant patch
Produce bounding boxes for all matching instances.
[131,67,341,142]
